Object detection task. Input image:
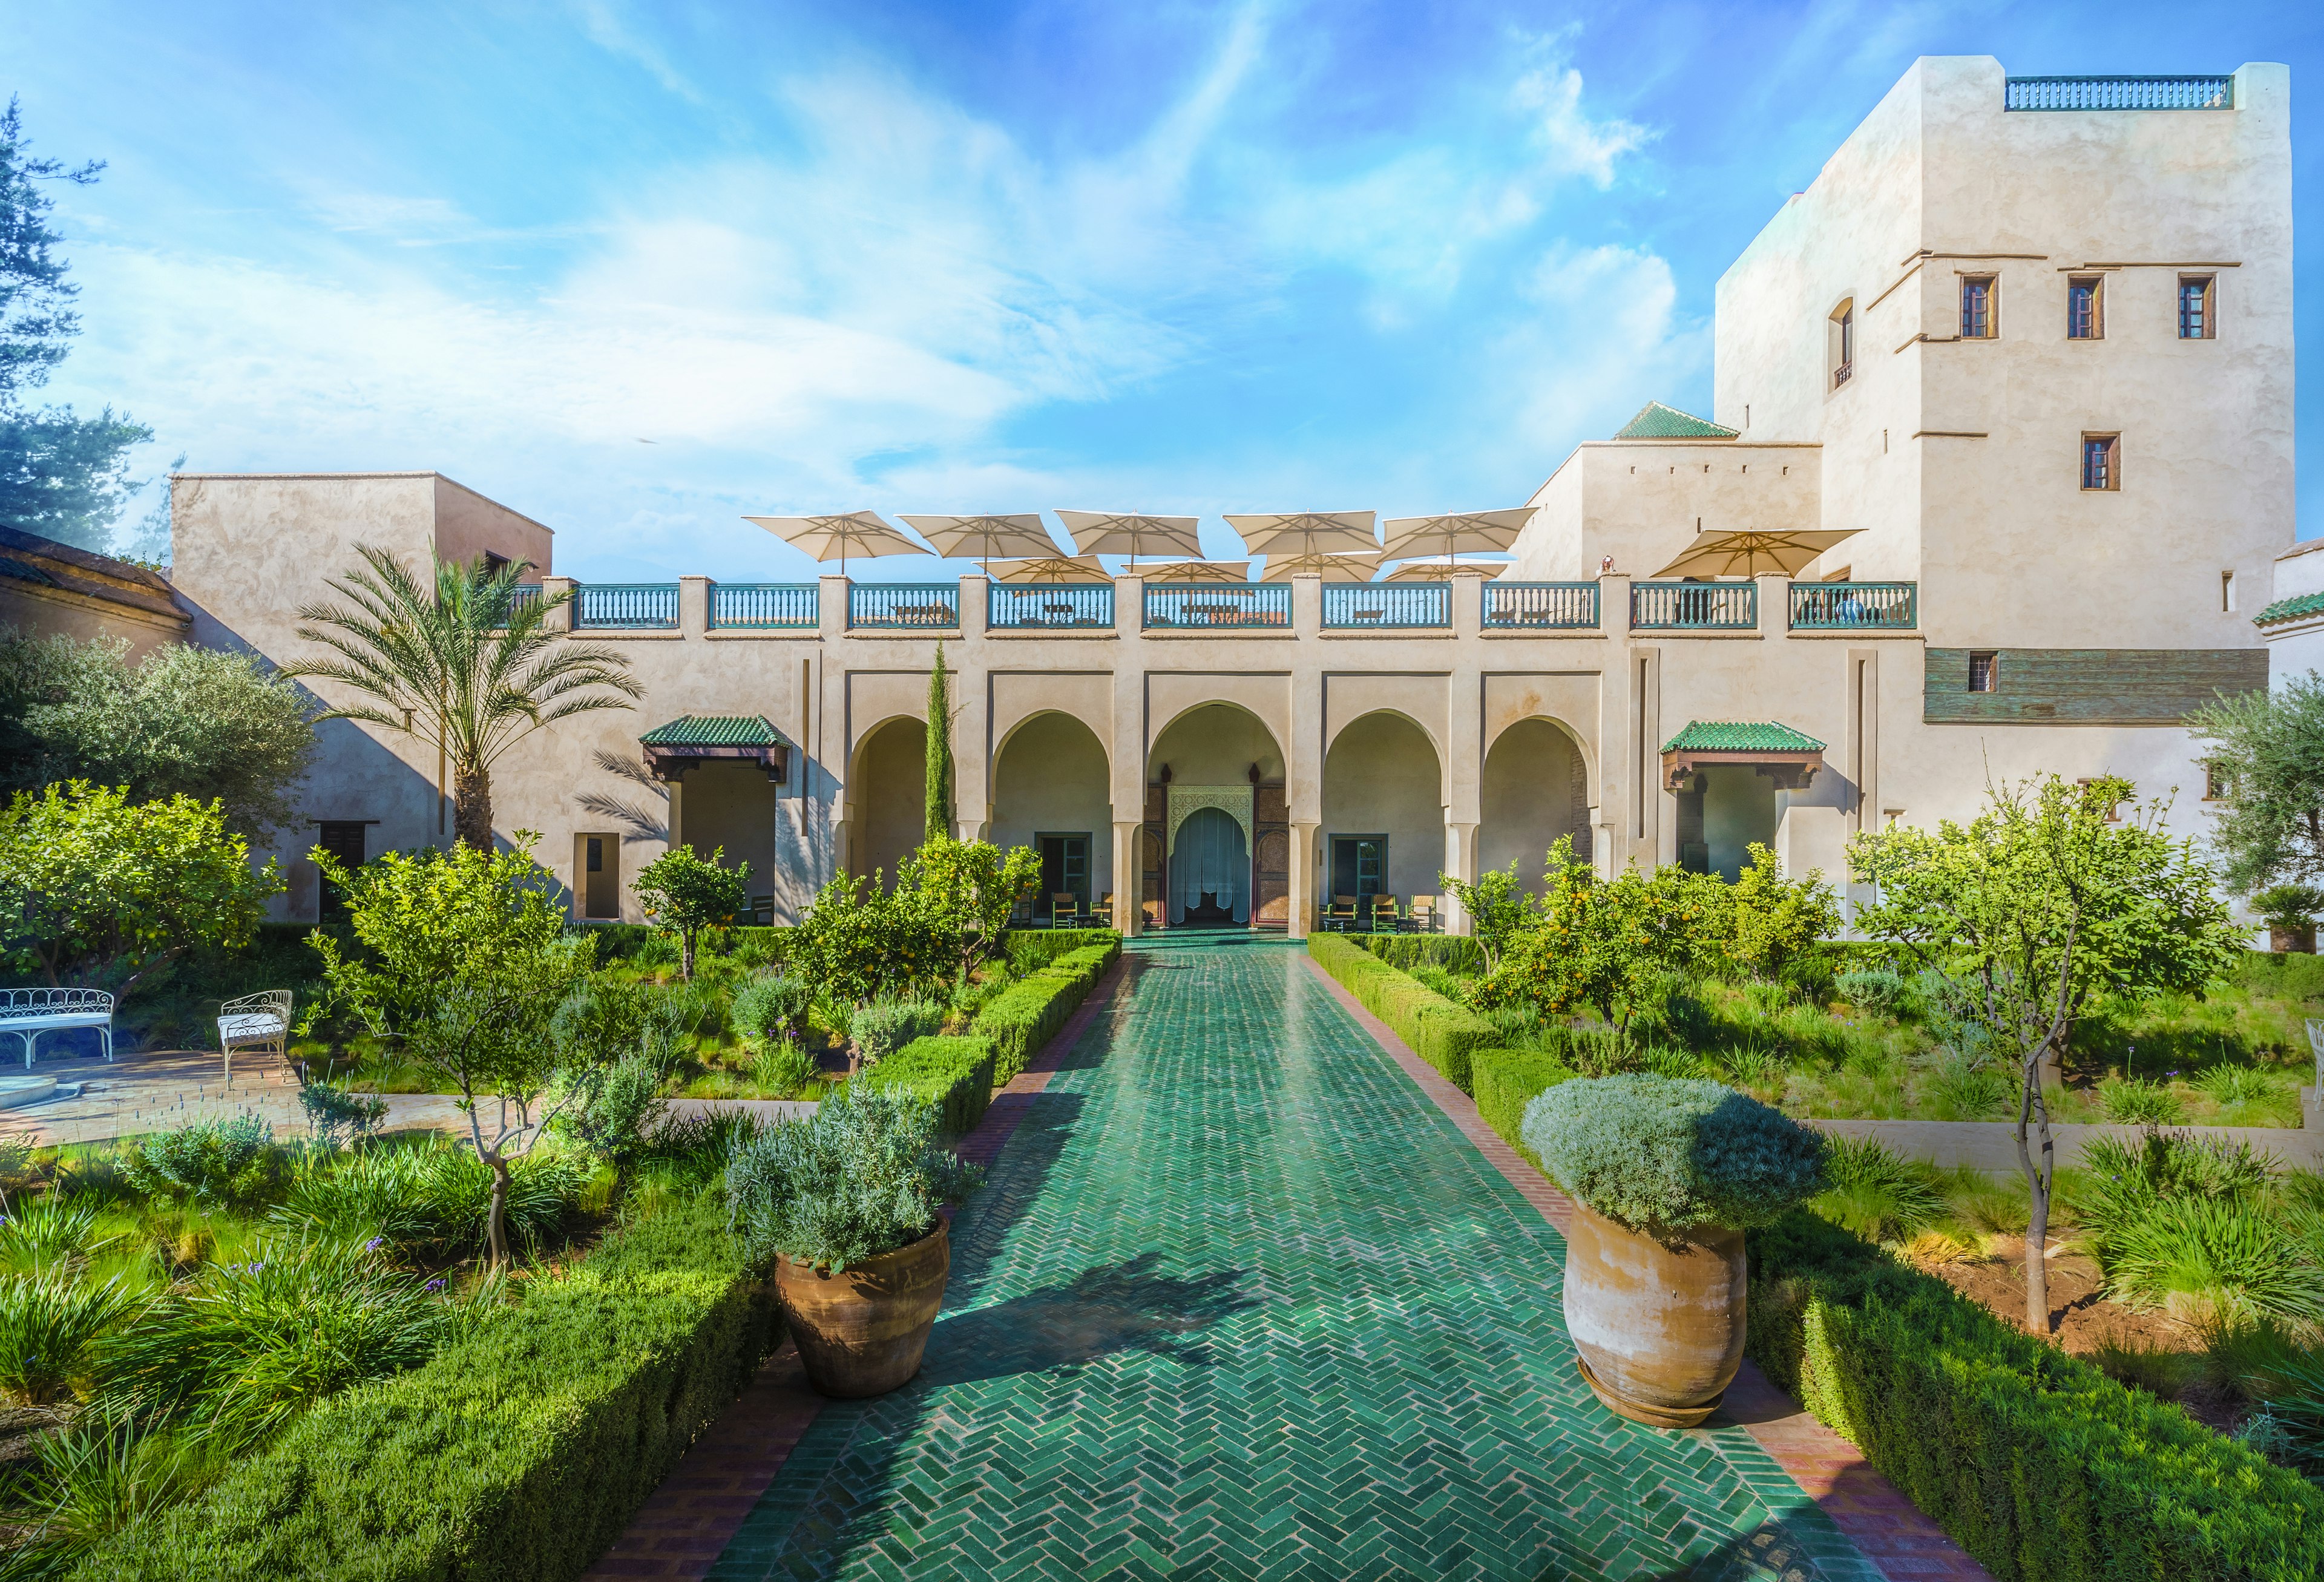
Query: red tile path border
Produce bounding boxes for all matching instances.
[583,957,1134,1581]
[1298,954,1993,1582]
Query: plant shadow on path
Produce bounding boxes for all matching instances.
[920,1252,1258,1390]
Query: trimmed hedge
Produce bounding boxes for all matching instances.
[2231,948,2324,1002]
[864,1035,999,1135]
[1747,1210,2324,1581]
[974,936,1121,1082]
[1471,1046,1577,1166]
[72,1196,777,1581]
[1307,934,1497,1093]
[1000,928,1119,975]
[1354,933,1488,976]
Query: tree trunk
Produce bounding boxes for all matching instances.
[2015,1063,2055,1334]
[485,1152,511,1267]
[453,763,494,852]
[680,927,697,981]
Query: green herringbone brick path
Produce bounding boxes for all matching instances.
[712,938,1874,1581]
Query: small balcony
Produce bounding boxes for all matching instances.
[1789,581,1917,630]
[1483,582,1599,630]
[988,583,1114,631]
[1630,580,1756,631]
[1321,583,1448,629]
[848,583,960,630]
[2004,75,2232,112]
[574,583,678,630]
[1143,583,1292,630]
[711,583,819,629]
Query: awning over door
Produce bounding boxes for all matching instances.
[639,715,792,784]
[1659,720,1825,791]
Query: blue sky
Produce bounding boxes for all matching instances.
[8,1,2323,580]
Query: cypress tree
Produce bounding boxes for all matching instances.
[924,643,955,841]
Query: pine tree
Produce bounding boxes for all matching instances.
[924,643,956,842]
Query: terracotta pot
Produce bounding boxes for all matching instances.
[774,1219,950,1398]
[2271,925,2316,955]
[1561,1200,1746,1429]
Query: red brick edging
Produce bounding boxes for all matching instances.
[582,956,1134,1580]
[1296,954,1992,1582]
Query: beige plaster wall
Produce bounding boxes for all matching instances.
[0,582,185,660]
[1512,443,1824,583]
[990,712,1113,890]
[1321,711,1445,903]
[851,718,925,883]
[1480,718,1591,887]
[1148,700,1285,784]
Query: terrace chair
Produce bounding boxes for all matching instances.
[749,892,776,925]
[217,990,293,1086]
[1406,896,1439,934]
[1049,892,1085,930]
[1096,892,1115,928]
[1370,895,1402,933]
[1325,894,1357,933]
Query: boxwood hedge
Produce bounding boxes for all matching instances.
[863,1035,999,1135]
[973,936,1121,1082]
[1307,934,1497,1092]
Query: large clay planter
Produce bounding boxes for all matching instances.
[775,1219,950,1398]
[2271,925,2316,954]
[1562,1200,1746,1428]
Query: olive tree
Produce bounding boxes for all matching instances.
[631,844,747,979]
[309,835,595,1265]
[2186,674,2324,891]
[1848,775,2245,1333]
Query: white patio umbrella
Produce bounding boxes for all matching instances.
[744,511,930,576]
[1258,550,1382,583]
[1650,527,1860,579]
[1223,511,1379,558]
[1134,560,1251,583]
[1057,511,1204,570]
[898,514,1059,574]
[1379,508,1535,562]
[990,554,1113,583]
[1387,555,1514,581]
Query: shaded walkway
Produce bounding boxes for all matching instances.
[699,937,1903,1580]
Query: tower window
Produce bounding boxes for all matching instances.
[2067,276,2102,340]
[2081,434,2120,491]
[1968,652,1997,693]
[1829,300,1854,390]
[2179,275,2215,339]
[1960,275,1997,339]
[2221,571,2237,613]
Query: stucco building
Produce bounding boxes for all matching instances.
[166,56,2294,935]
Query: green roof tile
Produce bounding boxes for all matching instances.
[1660,720,1826,754]
[638,714,789,747]
[1613,401,1740,441]
[2255,592,2324,628]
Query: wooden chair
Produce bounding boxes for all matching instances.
[1096,893,1114,928]
[1049,892,1084,929]
[1325,894,1357,933]
[1369,895,1402,933]
[1406,896,1439,934]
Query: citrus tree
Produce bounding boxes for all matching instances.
[631,844,747,979]
[1725,842,1840,983]
[790,864,957,1009]
[1848,774,2245,1333]
[1437,860,1540,974]
[0,780,281,995]
[308,835,595,1265]
[913,836,1042,973]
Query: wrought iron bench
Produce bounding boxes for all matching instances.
[0,987,117,1069]
[217,990,294,1083]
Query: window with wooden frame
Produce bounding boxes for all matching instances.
[2081,433,2120,491]
[2067,275,2103,340]
[1828,299,1854,390]
[1960,275,1997,339]
[1967,652,1997,693]
[2205,761,2231,801]
[2179,274,2216,339]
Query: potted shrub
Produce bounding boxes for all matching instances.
[1521,1075,1825,1428]
[2252,884,2324,954]
[726,1086,980,1397]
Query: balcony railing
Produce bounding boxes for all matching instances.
[2005,75,2233,112]
[1483,582,1600,630]
[574,583,678,629]
[1321,582,1448,629]
[988,583,1114,630]
[711,583,819,629]
[1142,583,1292,630]
[847,582,959,630]
[1630,580,1757,631]
[1789,580,1917,630]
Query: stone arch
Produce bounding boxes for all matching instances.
[1321,710,1445,913]
[1146,701,1289,928]
[990,710,1113,919]
[1483,711,1595,806]
[1479,715,1594,891]
[847,715,925,883]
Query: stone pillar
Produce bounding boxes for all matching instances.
[1289,821,1319,940]
[1442,820,1479,933]
[818,574,849,640]
[678,575,710,635]
[1113,818,1141,935]
[543,576,576,633]
[666,775,685,855]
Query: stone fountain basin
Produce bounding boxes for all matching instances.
[0,1075,58,1110]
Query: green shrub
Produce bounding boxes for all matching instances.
[1356,934,1488,976]
[1471,1048,1577,1165]
[2100,1077,2187,1126]
[748,1043,816,1097]
[850,998,944,1064]
[730,974,812,1045]
[1001,928,1118,976]
[2231,948,2324,1003]
[1521,1075,1826,1232]
[1747,1209,2324,1581]
[1834,968,1908,1013]
[297,1082,389,1148]
[726,1087,979,1271]
[122,1116,279,1206]
[974,937,1119,1081]
[272,1143,580,1260]
[0,1268,139,1405]
[1810,1136,1947,1245]
[0,1195,108,1272]
[861,1036,997,1136]
[67,1195,776,1581]
[1308,934,1497,1092]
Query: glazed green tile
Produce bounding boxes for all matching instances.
[712,937,1876,1581]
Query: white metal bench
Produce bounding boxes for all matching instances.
[0,988,116,1069]
[217,990,293,1083]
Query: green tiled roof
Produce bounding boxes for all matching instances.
[639,714,789,747]
[2256,592,2324,628]
[1613,401,1740,441]
[1661,720,1826,753]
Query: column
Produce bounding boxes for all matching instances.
[678,575,710,635]
[1442,820,1479,934]
[1288,820,1319,940]
[1112,818,1141,935]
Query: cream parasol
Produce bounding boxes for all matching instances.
[1258,550,1382,583]
[744,511,930,576]
[898,514,1059,574]
[1650,527,1860,579]
[989,554,1113,583]
[1387,556,1514,581]
[1056,510,1203,569]
[1379,508,1534,563]
[1134,560,1250,583]
[1223,510,1379,557]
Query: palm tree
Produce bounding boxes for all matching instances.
[285,547,643,851]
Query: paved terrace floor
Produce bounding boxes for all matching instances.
[607,935,1986,1582]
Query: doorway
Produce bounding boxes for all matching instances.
[1039,833,1091,923]
[580,833,620,919]
[1171,807,1248,925]
[1329,834,1387,925]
